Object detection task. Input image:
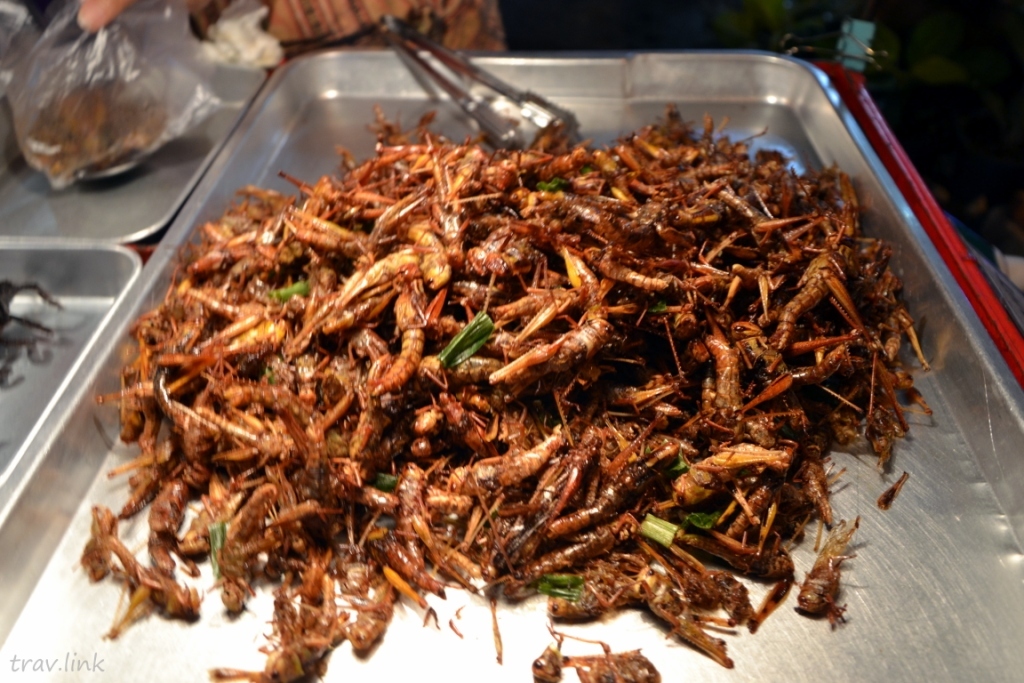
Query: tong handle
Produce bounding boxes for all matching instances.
[380,21,519,146]
[381,15,578,147]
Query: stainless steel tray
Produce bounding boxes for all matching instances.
[0,64,266,243]
[2,51,1023,683]
[0,240,140,511]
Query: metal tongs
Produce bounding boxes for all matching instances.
[380,16,579,149]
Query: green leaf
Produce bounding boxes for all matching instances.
[580,165,595,175]
[640,513,681,548]
[683,510,723,530]
[666,456,690,478]
[439,312,495,368]
[533,573,585,601]
[910,55,969,85]
[907,11,963,65]
[649,300,668,314]
[268,280,310,302]
[209,521,227,579]
[262,366,276,385]
[373,472,399,492]
[537,177,570,192]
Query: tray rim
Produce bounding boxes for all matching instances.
[3,50,1024,670]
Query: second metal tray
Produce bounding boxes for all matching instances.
[0,240,140,506]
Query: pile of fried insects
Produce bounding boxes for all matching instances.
[82,107,929,682]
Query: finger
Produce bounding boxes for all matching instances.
[77,0,139,32]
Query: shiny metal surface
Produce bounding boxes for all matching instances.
[0,240,140,513]
[1,51,1023,683]
[0,65,265,243]
[382,15,580,148]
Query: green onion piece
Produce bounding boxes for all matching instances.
[649,300,668,314]
[534,573,584,601]
[373,472,399,492]
[537,177,570,192]
[640,513,680,548]
[268,279,310,302]
[580,164,595,174]
[439,312,495,368]
[683,510,722,530]
[209,521,227,579]
[666,455,689,478]
[262,366,276,385]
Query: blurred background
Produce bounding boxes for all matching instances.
[501,0,1024,259]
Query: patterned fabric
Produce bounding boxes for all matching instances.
[190,0,506,55]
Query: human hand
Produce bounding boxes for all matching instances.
[77,0,139,32]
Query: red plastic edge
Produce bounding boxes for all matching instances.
[816,62,1024,388]
[129,245,155,266]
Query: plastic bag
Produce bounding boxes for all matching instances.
[6,0,221,189]
[0,0,37,99]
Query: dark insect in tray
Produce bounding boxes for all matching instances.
[0,281,62,384]
[0,281,62,336]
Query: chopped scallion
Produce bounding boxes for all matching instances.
[640,513,680,548]
[666,455,689,478]
[439,312,495,368]
[209,521,227,579]
[373,472,399,492]
[537,177,570,192]
[649,300,668,314]
[683,510,722,530]
[268,280,310,302]
[534,573,584,601]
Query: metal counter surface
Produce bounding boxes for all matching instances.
[0,51,1022,683]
